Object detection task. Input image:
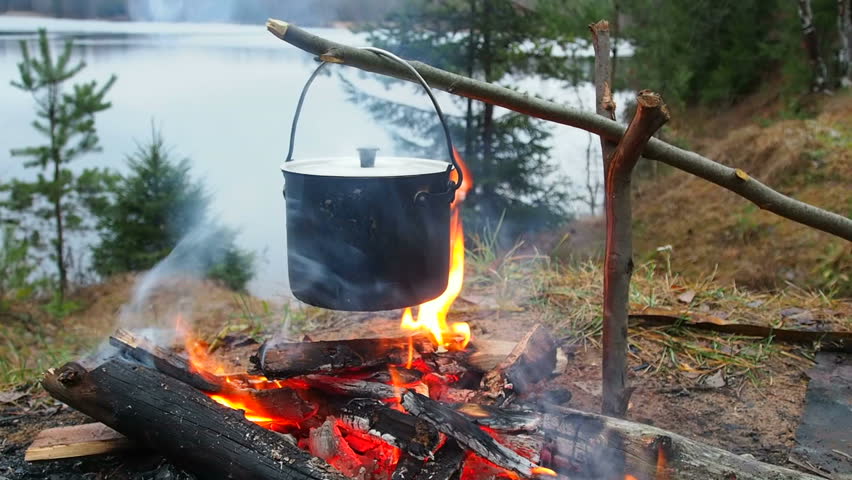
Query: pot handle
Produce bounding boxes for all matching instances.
[284,47,463,198]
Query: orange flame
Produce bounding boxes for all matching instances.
[656,443,669,480]
[531,466,557,477]
[400,148,473,350]
[176,315,312,426]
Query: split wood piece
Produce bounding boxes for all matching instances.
[25,423,134,461]
[454,404,542,433]
[589,19,617,173]
[602,90,669,418]
[539,404,822,480]
[303,375,401,400]
[401,391,543,478]
[479,324,556,400]
[252,334,435,379]
[467,339,567,375]
[42,360,347,480]
[109,328,222,392]
[338,398,440,460]
[265,18,852,242]
[392,440,466,480]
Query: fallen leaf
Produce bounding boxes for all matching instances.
[677,290,697,304]
[780,307,805,318]
[0,391,26,404]
[572,380,602,397]
[702,370,726,388]
[788,310,816,325]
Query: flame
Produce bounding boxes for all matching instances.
[656,443,669,480]
[400,148,473,350]
[208,394,277,424]
[531,466,557,477]
[176,315,314,426]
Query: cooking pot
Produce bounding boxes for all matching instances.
[281,48,463,311]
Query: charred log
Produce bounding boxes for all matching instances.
[539,405,822,480]
[302,375,400,400]
[338,398,440,460]
[42,360,347,480]
[109,328,223,392]
[391,440,466,480]
[453,404,542,433]
[253,335,435,378]
[401,391,543,478]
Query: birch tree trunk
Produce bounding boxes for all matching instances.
[798,0,830,92]
[840,0,852,87]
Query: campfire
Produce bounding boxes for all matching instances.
[38,150,569,479]
[168,150,560,479]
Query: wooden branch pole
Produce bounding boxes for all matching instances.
[266,18,852,241]
[589,20,617,172]
[42,360,347,480]
[602,91,670,417]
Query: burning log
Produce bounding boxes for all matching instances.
[479,324,556,401]
[252,334,435,379]
[539,404,822,480]
[454,403,542,433]
[401,391,547,478]
[339,398,440,460]
[308,417,379,479]
[110,328,223,392]
[391,440,466,480]
[303,375,401,400]
[42,360,348,480]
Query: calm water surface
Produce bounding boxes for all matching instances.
[0,17,606,300]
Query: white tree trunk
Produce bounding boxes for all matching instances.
[798,0,830,91]
[840,0,852,87]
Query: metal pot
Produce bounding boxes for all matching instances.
[281,49,463,311]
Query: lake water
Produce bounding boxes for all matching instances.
[0,17,612,300]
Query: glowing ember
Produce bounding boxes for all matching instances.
[400,148,473,350]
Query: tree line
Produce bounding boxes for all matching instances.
[349,0,850,240]
[1,30,254,315]
[0,0,405,26]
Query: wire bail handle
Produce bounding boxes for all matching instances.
[284,47,463,195]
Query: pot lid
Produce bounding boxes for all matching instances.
[281,156,451,178]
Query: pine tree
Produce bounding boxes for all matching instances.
[348,0,600,237]
[91,128,256,291]
[5,28,116,302]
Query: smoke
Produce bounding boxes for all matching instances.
[95,223,239,351]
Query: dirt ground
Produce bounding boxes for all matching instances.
[2,267,847,479]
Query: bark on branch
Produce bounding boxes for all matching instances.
[589,20,617,173]
[266,19,852,241]
[602,91,670,418]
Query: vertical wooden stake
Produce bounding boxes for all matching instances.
[601,91,670,417]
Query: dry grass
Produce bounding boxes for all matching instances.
[0,274,285,390]
[632,89,852,295]
[535,255,851,385]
